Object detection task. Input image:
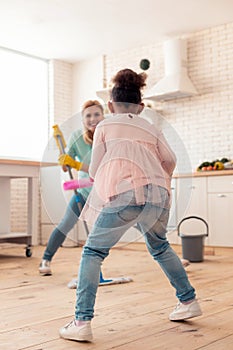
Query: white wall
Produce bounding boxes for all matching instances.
[105,23,233,172]
[72,55,104,115]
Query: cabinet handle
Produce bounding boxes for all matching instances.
[217,194,226,198]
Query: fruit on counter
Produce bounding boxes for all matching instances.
[213,161,225,170]
[197,161,210,171]
[197,158,230,171]
[220,158,229,163]
[207,165,213,171]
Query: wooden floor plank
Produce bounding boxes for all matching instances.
[0,244,233,350]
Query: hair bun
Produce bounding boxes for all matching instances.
[112,69,147,90]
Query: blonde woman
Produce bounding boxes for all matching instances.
[39,100,104,275]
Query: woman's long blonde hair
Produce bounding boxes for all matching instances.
[82,100,104,145]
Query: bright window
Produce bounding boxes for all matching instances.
[0,48,49,160]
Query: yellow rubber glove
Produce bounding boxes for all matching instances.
[58,154,83,171]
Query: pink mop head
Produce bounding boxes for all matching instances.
[63,178,93,191]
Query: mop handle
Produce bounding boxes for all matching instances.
[63,178,93,191]
[53,124,67,154]
[52,124,74,180]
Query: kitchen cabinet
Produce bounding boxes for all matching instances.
[167,178,178,244]
[177,176,208,221]
[176,176,208,243]
[207,175,233,247]
[174,172,233,247]
[168,179,177,228]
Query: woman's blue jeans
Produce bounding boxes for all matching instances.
[75,186,196,321]
[43,194,85,261]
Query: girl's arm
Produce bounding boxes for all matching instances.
[157,131,177,176]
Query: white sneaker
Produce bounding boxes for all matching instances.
[169,299,202,321]
[59,320,93,342]
[39,259,52,275]
[67,278,77,289]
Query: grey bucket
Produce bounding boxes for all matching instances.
[177,216,209,262]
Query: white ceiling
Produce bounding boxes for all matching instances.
[0,0,233,62]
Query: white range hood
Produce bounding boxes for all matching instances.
[96,87,110,103]
[144,38,198,101]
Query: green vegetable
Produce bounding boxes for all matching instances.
[220,158,229,163]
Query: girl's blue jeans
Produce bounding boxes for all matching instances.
[75,185,196,321]
[43,194,85,261]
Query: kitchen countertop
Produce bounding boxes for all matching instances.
[173,169,233,178]
[0,158,41,166]
[0,158,56,167]
[1,158,233,177]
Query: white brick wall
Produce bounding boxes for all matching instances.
[10,179,28,232]
[50,59,73,125]
[40,59,75,245]
[105,23,233,171]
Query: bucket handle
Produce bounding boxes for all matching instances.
[177,216,209,237]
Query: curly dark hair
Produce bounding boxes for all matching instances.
[111,68,147,105]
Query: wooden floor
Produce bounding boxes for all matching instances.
[0,243,233,350]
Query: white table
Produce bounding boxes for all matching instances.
[0,158,40,257]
